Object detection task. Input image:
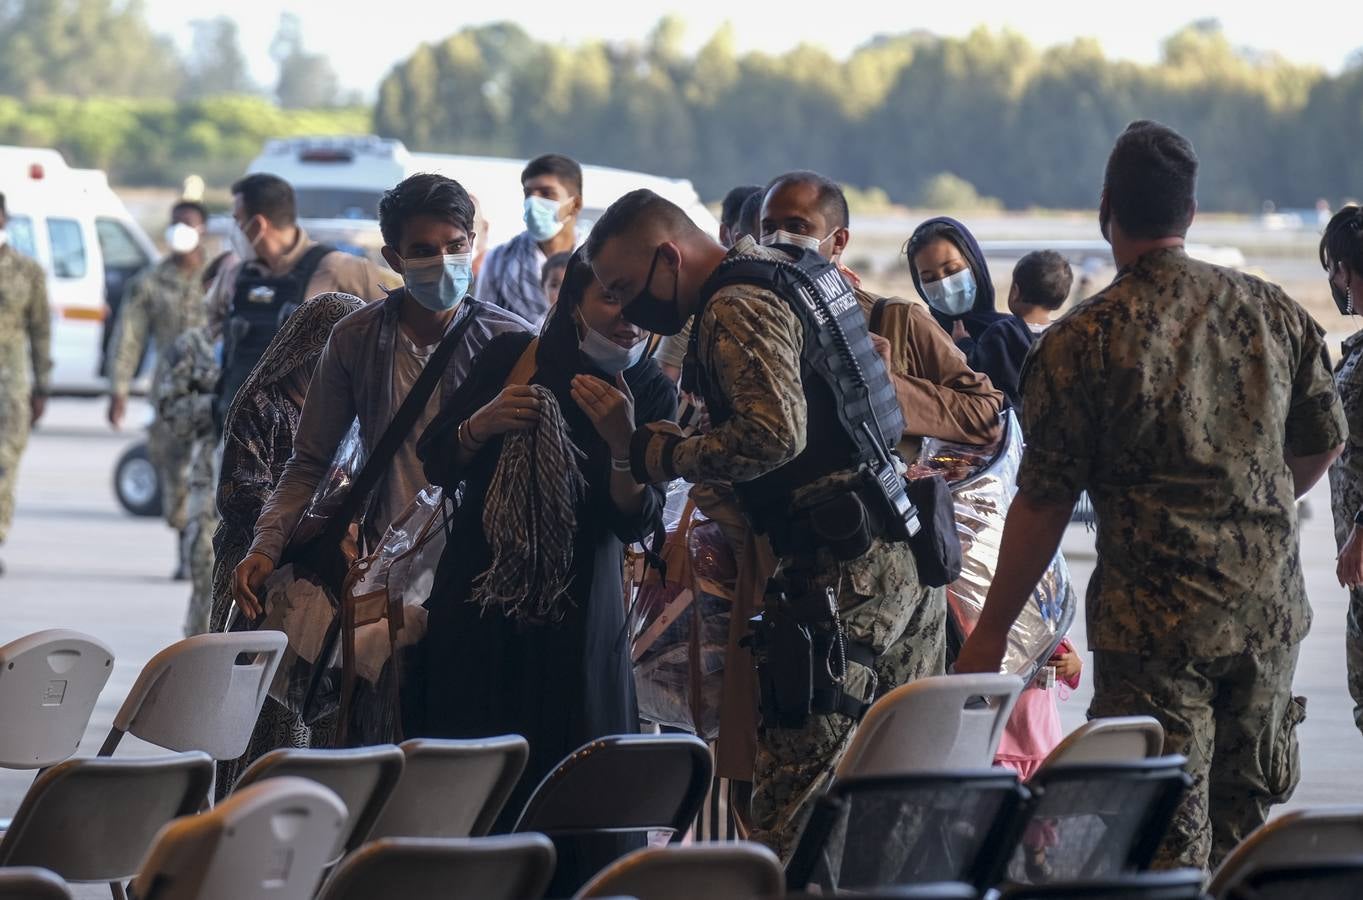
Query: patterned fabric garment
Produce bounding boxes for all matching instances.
[1018,247,1346,658]
[0,244,48,545]
[1090,645,1303,870]
[108,258,205,399]
[478,230,552,324]
[1328,330,1363,737]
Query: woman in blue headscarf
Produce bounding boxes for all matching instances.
[906,216,1007,354]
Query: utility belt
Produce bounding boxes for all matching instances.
[745,575,879,731]
[761,482,890,562]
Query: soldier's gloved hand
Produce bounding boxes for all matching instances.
[630,420,688,484]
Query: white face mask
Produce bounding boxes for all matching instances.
[578,312,648,374]
[229,219,259,263]
[165,222,201,255]
[761,229,834,256]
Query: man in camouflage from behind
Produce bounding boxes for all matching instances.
[587,190,943,861]
[156,326,221,635]
[107,200,209,579]
[956,121,1346,871]
[0,190,51,576]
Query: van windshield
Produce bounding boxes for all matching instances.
[295,188,384,221]
[7,215,38,260]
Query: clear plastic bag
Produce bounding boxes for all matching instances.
[631,488,739,740]
[289,420,364,548]
[913,412,1076,681]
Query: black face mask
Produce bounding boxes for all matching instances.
[622,245,688,335]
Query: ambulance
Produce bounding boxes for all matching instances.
[0,146,159,394]
[242,135,720,266]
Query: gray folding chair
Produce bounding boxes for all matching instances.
[231,744,404,860]
[97,632,286,800]
[576,843,783,900]
[0,753,213,900]
[0,868,72,900]
[1039,717,1164,771]
[365,736,529,840]
[316,835,557,900]
[0,629,114,769]
[133,776,347,900]
[836,674,1023,779]
[1208,807,1363,898]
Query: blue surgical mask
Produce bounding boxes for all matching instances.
[402,253,472,312]
[921,269,977,317]
[578,311,648,374]
[524,196,567,242]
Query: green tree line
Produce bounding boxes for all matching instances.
[1,3,1359,211]
[375,18,1363,211]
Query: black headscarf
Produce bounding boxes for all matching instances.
[907,216,1007,343]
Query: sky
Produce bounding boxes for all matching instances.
[142,0,1361,97]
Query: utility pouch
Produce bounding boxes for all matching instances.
[749,589,813,730]
[808,491,873,562]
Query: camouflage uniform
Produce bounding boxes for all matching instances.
[0,244,50,549]
[1019,247,1345,870]
[662,239,945,860]
[109,258,206,532]
[1328,331,1363,736]
[155,328,221,635]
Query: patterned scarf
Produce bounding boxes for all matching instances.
[470,384,587,623]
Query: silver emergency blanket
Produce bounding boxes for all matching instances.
[914,412,1076,680]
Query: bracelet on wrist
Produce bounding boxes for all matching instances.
[610,456,633,472]
[1354,509,1363,527]
[459,420,485,451]
[465,416,486,444]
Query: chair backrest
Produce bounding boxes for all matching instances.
[0,753,213,882]
[232,744,405,858]
[0,868,74,900]
[836,674,1023,780]
[1040,717,1165,771]
[996,869,1207,898]
[316,835,556,900]
[0,629,114,769]
[786,769,1030,893]
[787,887,979,900]
[514,734,713,839]
[134,776,347,900]
[1000,757,1191,886]
[102,631,287,760]
[366,736,529,840]
[1208,806,1363,897]
[1220,858,1363,899]
[576,843,783,900]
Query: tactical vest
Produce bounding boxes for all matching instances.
[216,244,333,423]
[690,247,906,533]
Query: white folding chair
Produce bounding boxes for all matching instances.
[232,744,405,860]
[835,674,1023,779]
[316,835,557,900]
[1208,806,1363,897]
[0,753,213,900]
[365,736,529,840]
[133,776,347,900]
[0,629,114,769]
[576,843,784,900]
[1037,716,1164,771]
[97,632,286,799]
[0,868,73,900]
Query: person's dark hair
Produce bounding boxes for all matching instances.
[1321,205,1363,279]
[766,170,849,230]
[721,185,762,230]
[1103,120,1198,240]
[377,172,475,249]
[737,191,762,242]
[1012,251,1073,311]
[230,173,296,227]
[522,153,583,198]
[584,189,691,262]
[905,220,967,268]
[171,200,208,225]
[540,248,594,357]
[541,250,572,287]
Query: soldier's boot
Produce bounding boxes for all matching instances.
[172,528,190,581]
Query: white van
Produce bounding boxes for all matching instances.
[0,146,159,394]
[242,135,720,266]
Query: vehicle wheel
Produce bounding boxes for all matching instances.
[114,442,163,518]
